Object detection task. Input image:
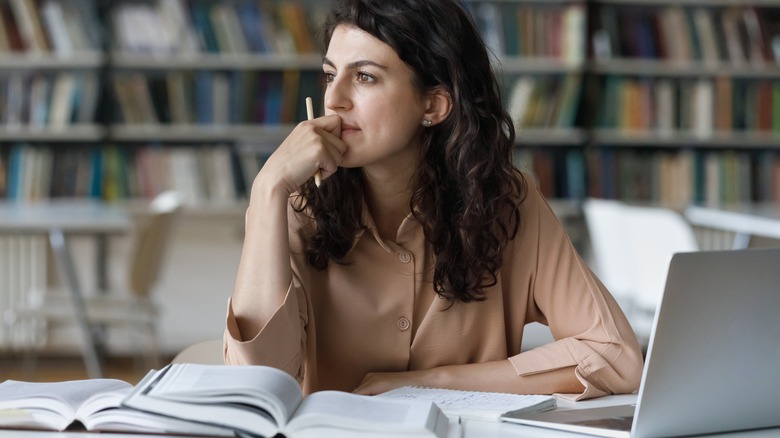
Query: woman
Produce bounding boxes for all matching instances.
[225,0,643,400]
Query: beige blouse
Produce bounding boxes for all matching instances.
[224,176,644,400]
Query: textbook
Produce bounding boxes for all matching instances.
[122,363,449,438]
[0,378,230,435]
[376,386,557,422]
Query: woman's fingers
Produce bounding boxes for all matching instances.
[256,115,346,193]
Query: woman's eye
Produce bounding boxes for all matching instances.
[323,72,335,83]
[356,72,374,83]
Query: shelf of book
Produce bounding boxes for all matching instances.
[0,125,105,142]
[0,52,104,69]
[0,0,591,205]
[591,129,780,147]
[590,59,780,78]
[592,0,780,6]
[4,0,779,207]
[516,128,588,145]
[110,53,323,71]
[109,124,295,143]
[500,57,585,73]
[584,0,780,204]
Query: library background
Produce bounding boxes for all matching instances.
[1,0,779,381]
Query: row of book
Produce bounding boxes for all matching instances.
[507,74,582,130]
[0,72,99,127]
[596,76,780,134]
[111,0,586,60]
[111,70,323,125]
[514,147,780,205]
[594,5,779,65]
[0,140,299,203]
[0,143,248,203]
[111,0,322,56]
[0,0,100,55]
[3,142,778,205]
[466,2,585,62]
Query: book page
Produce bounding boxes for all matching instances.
[0,379,131,431]
[376,386,556,421]
[286,390,447,437]
[143,364,302,427]
[0,379,131,416]
[75,387,132,421]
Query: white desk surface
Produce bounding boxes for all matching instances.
[0,201,131,233]
[685,203,780,241]
[2,394,778,438]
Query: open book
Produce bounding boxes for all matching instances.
[122,363,449,438]
[376,386,556,422]
[0,378,230,435]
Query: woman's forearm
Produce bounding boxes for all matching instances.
[431,360,584,394]
[230,176,294,341]
[354,360,584,396]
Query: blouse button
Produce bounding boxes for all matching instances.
[398,251,412,263]
[396,317,411,331]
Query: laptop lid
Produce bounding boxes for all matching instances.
[503,248,780,438]
[632,248,780,437]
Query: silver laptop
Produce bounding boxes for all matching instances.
[502,248,780,437]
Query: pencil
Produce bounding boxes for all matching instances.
[306,97,322,187]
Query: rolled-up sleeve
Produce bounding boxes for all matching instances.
[507,181,644,400]
[223,275,308,381]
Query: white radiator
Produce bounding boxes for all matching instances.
[0,235,47,349]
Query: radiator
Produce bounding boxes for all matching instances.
[0,235,47,349]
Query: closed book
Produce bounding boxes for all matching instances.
[277,3,316,54]
[0,6,10,51]
[692,7,720,64]
[49,73,76,127]
[39,0,71,55]
[1,3,24,52]
[9,0,49,52]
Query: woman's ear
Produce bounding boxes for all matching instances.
[422,87,453,127]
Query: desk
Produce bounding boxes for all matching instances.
[685,204,780,250]
[0,202,132,378]
[1,394,779,437]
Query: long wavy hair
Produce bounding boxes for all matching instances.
[293,0,526,302]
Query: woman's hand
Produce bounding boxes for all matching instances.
[253,114,346,196]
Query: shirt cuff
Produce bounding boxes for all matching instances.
[508,338,620,401]
[223,281,303,378]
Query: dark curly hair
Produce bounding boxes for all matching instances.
[293,0,526,302]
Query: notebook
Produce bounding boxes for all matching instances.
[501,248,780,437]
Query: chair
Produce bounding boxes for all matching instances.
[582,198,700,347]
[171,338,224,365]
[20,191,183,373]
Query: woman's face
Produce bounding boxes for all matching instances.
[323,25,428,172]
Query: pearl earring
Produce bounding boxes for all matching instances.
[422,120,432,127]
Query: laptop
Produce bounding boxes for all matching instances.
[502,248,780,437]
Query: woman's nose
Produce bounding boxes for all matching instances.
[324,77,352,112]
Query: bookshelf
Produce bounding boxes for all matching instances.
[586,0,780,205]
[1,0,779,208]
[465,0,590,200]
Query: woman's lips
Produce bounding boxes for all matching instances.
[341,124,360,136]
